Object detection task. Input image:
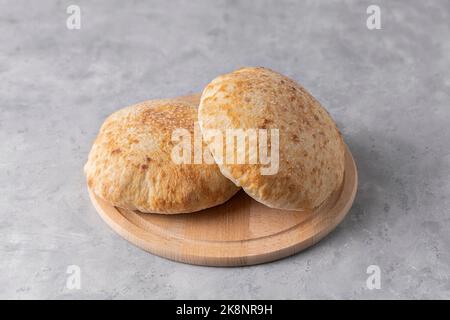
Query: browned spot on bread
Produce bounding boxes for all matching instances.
[260,118,273,129]
[111,148,121,154]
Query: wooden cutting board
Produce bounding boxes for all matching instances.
[87,94,358,266]
[88,148,357,267]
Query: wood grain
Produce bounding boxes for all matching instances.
[88,143,357,267]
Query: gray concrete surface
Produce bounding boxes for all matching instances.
[1,0,450,299]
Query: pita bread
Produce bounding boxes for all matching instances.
[84,97,239,214]
[198,67,345,210]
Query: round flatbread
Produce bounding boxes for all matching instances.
[198,67,345,210]
[84,97,239,214]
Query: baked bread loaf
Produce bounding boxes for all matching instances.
[198,67,345,210]
[84,96,239,214]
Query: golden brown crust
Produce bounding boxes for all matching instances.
[198,67,345,210]
[84,98,239,214]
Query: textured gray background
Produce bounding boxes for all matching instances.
[1,0,449,299]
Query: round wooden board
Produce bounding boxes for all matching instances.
[88,144,357,267]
